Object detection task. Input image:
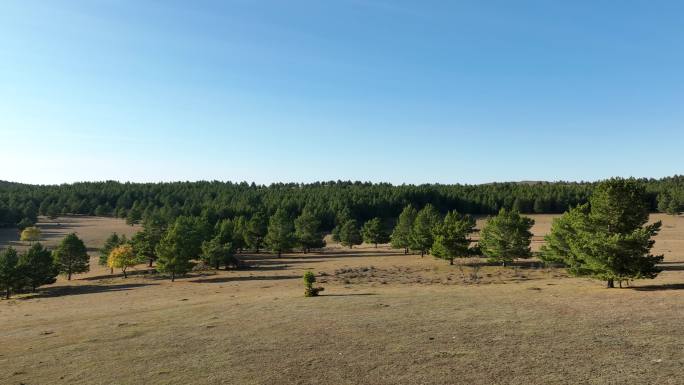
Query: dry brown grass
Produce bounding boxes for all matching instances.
[1,214,683,385]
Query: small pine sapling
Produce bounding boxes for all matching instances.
[303,271,324,297]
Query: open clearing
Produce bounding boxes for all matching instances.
[1,214,683,384]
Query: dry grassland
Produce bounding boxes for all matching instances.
[1,214,683,384]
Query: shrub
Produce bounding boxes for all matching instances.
[20,226,41,242]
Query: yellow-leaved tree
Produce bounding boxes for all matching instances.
[20,226,41,242]
[107,244,138,278]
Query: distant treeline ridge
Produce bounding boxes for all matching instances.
[0,176,683,229]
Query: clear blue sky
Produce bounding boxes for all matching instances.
[2,1,683,185]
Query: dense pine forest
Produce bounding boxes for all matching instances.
[1,176,682,230]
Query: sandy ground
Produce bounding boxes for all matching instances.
[1,214,683,385]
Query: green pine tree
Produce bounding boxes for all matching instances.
[53,233,90,280]
[155,216,202,281]
[432,211,475,265]
[541,178,664,288]
[479,208,534,266]
[294,209,325,253]
[265,208,295,257]
[391,205,417,254]
[338,219,362,249]
[18,243,58,292]
[201,236,237,270]
[0,247,22,299]
[246,212,268,253]
[361,217,388,248]
[410,204,441,257]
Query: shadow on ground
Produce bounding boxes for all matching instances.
[18,283,157,299]
[191,275,301,284]
[631,283,684,291]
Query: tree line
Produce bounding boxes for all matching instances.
[2,177,680,231]
[0,178,671,294]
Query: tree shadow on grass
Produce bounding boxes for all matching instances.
[658,264,684,271]
[631,283,684,291]
[80,269,157,281]
[191,275,301,284]
[19,283,157,299]
[320,293,377,297]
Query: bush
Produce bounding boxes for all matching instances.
[20,226,41,242]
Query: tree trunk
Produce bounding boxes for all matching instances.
[450,258,453,265]
[110,267,114,275]
[375,243,378,248]
[216,261,220,270]
[148,258,153,267]
[606,279,614,288]
[171,272,175,282]
[404,248,408,255]
[278,250,282,258]
[5,288,10,299]
[619,280,623,288]
[68,271,72,281]
[123,268,127,278]
[421,250,424,258]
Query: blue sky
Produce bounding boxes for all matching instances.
[1,0,683,185]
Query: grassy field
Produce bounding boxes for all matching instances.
[1,214,683,384]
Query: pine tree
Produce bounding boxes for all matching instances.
[264,208,295,257]
[542,178,664,288]
[18,243,58,291]
[479,208,534,266]
[126,205,143,226]
[410,204,441,257]
[53,233,90,280]
[141,214,167,265]
[155,217,201,281]
[0,247,21,299]
[361,217,388,248]
[331,208,352,242]
[294,209,325,253]
[201,236,237,270]
[391,205,417,254]
[431,211,475,265]
[246,212,268,253]
[338,219,362,249]
[231,216,248,253]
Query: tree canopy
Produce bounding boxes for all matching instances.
[53,233,89,280]
[431,211,475,265]
[410,204,441,257]
[361,217,389,248]
[479,209,534,266]
[541,178,664,287]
